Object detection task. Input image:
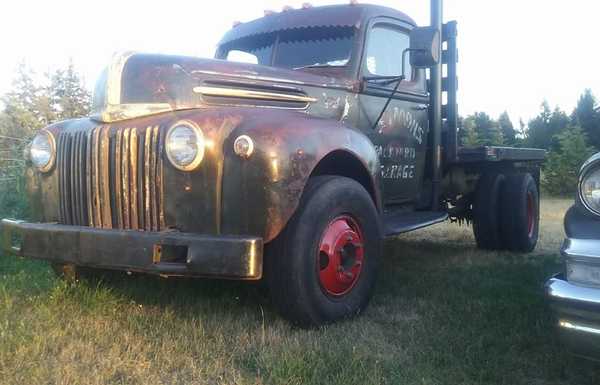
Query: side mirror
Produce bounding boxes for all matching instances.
[409,27,441,68]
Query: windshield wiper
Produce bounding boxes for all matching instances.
[369,75,406,130]
[364,75,405,86]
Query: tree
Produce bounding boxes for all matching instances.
[526,101,569,150]
[50,60,91,120]
[463,112,503,146]
[509,118,528,147]
[572,89,600,150]
[518,118,527,139]
[0,61,91,219]
[498,111,516,146]
[542,126,596,196]
[459,115,481,146]
[0,60,90,140]
[0,61,49,139]
[0,62,45,219]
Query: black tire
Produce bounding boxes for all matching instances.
[472,173,506,250]
[499,173,540,252]
[265,176,381,327]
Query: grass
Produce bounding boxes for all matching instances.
[1,198,600,384]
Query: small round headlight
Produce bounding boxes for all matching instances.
[165,121,205,171]
[30,130,56,172]
[580,156,600,216]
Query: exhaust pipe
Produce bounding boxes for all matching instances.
[430,0,443,211]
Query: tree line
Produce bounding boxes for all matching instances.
[0,61,90,218]
[459,90,599,195]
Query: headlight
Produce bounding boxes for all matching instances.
[165,121,205,171]
[30,130,56,172]
[579,154,600,216]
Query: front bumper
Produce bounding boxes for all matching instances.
[545,236,600,360]
[0,219,263,280]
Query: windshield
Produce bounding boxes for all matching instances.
[216,26,356,70]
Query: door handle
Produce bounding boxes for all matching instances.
[412,104,428,111]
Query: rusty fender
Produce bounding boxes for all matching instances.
[218,108,380,242]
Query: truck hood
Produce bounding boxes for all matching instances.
[92,52,356,123]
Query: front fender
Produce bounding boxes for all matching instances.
[220,108,379,242]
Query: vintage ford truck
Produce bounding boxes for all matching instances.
[1,1,545,325]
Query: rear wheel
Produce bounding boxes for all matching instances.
[265,176,381,327]
[472,173,505,250]
[499,173,539,252]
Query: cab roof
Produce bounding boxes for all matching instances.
[218,4,416,46]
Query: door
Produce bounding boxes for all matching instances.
[358,21,430,206]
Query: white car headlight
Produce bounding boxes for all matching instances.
[165,121,205,171]
[30,130,56,172]
[579,154,600,216]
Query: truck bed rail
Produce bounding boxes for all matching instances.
[455,146,546,163]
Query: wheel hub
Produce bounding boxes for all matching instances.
[527,191,535,238]
[317,215,365,296]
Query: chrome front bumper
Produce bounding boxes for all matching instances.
[545,238,600,360]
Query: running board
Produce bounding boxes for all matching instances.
[383,211,448,237]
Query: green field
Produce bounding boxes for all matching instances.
[1,199,599,385]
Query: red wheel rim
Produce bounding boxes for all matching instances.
[526,192,535,238]
[317,215,365,297]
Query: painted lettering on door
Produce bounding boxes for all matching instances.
[377,107,425,145]
[375,144,417,180]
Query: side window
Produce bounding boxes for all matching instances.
[365,26,412,80]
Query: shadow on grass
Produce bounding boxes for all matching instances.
[2,234,600,384]
[69,268,273,323]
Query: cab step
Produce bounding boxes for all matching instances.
[383,210,448,237]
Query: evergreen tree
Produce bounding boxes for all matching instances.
[543,126,596,196]
[463,112,503,146]
[498,111,516,146]
[518,118,526,138]
[572,89,600,150]
[511,118,527,147]
[0,60,90,141]
[0,62,43,218]
[50,60,91,120]
[526,102,569,150]
[0,61,48,139]
[460,115,481,146]
[0,60,91,219]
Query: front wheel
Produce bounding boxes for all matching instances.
[265,176,381,327]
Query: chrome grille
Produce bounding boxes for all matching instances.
[58,125,164,231]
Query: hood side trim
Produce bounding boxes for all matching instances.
[193,86,317,104]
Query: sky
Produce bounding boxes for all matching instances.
[1,0,599,125]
